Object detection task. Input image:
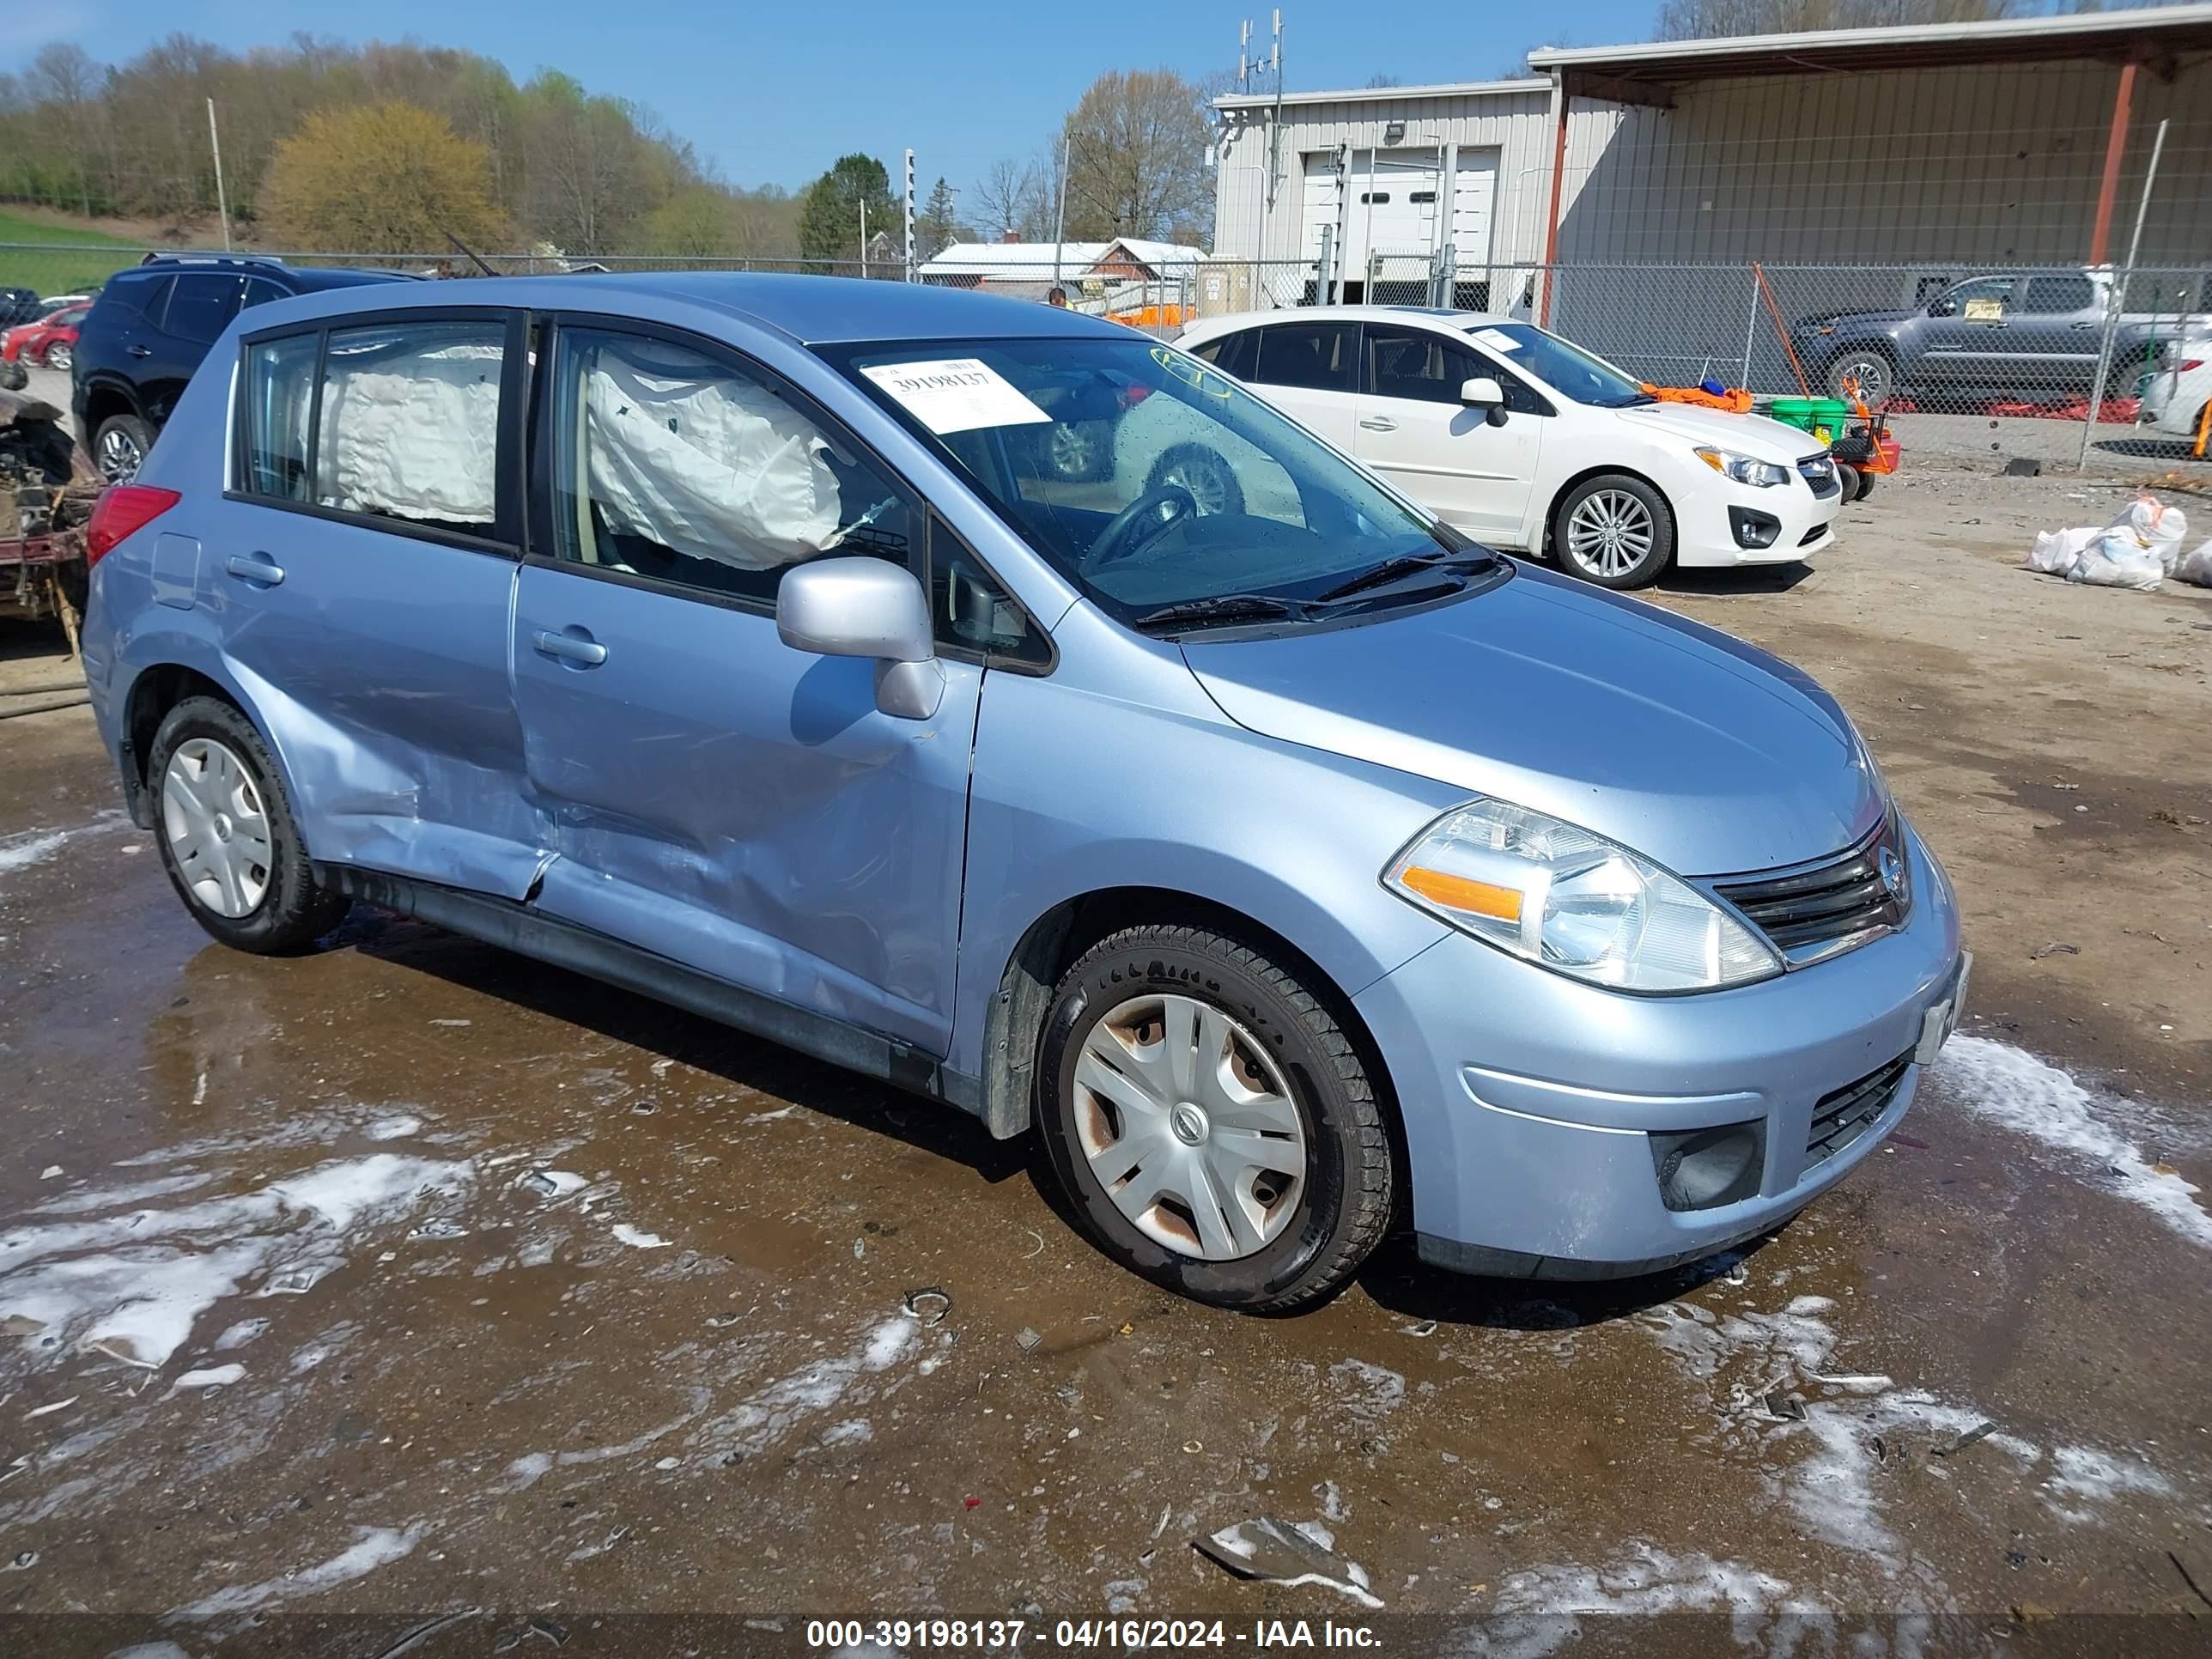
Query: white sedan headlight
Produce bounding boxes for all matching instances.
[1384,800,1783,993]
[1695,446,1790,488]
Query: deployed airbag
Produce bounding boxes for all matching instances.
[585,349,846,568]
[318,343,501,524]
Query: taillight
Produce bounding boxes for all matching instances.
[2181,359,2205,373]
[84,484,181,567]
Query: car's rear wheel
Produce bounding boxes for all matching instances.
[1554,473,1673,588]
[42,341,72,370]
[1146,444,1245,518]
[94,413,155,483]
[149,696,349,953]
[1036,924,1394,1312]
[1825,349,1893,405]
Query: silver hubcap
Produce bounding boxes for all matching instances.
[97,428,143,483]
[47,344,70,368]
[161,738,272,918]
[1565,489,1656,579]
[1839,358,1886,398]
[1048,423,1100,477]
[1159,455,1231,515]
[1073,993,1307,1261]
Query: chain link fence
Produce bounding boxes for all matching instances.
[9,240,2208,467]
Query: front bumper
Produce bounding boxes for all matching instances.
[1676,478,1839,568]
[1352,820,1963,1279]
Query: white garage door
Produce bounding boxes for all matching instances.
[1302,148,1442,280]
[1450,149,1498,267]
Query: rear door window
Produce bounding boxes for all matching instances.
[315,319,507,535]
[162,274,246,344]
[2022,275,2096,315]
[1255,322,1357,393]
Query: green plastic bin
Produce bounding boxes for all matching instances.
[1768,397,1850,443]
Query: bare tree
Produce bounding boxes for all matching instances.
[971,157,1040,239]
[1656,0,2020,37]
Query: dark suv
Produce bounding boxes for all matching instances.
[72,256,417,480]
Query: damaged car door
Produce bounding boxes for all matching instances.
[216,308,544,896]
[508,320,981,1055]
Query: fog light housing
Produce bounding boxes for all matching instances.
[1729,507,1782,550]
[1650,1119,1765,1212]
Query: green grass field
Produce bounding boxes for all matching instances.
[0,210,149,298]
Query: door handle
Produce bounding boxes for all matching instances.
[126,343,153,358]
[1359,416,1398,431]
[223,553,284,586]
[2069,320,2100,330]
[533,628,607,667]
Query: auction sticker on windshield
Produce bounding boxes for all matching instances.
[1472,327,1521,352]
[860,357,1051,434]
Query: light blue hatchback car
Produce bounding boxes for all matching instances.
[79,275,1966,1311]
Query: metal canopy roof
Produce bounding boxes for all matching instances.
[1528,3,2212,107]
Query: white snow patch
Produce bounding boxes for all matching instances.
[501,1451,555,1492]
[0,1152,471,1372]
[0,829,75,878]
[820,1418,872,1446]
[1932,1035,2211,1247]
[516,1169,588,1200]
[212,1318,270,1352]
[173,1525,423,1620]
[1485,1545,1815,1659]
[694,1316,916,1460]
[2042,1445,2173,1524]
[611,1224,670,1249]
[1326,1358,1406,1417]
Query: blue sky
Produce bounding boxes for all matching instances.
[20,0,1662,202]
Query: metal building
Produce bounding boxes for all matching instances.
[1211,5,2212,311]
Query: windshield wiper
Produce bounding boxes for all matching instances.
[1599,392,1659,408]
[1313,551,1497,604]
[1131,593,1302,633]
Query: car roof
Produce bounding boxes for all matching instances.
[1182,304,1515,336]
[224,270,1133,349]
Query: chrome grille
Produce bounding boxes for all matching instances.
[1806,1050,1911,1168]
[1714,814,1908,966]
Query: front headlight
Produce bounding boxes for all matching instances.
[1383,800,1782,993]
[1695,446,1790,488]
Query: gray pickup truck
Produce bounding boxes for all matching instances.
[1792,269,2202,408]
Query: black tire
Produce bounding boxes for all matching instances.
[1854,469,1877,502]
[1553,471,1674,589]
[1832,462,1861,506]
[1146,445,1246,519]
[147,696,349,954]
[94,412,155,483]
[2102,354,2150,405]
[42,341,72,370]
[0,358,24,392]
[1035,924,1394,1313]
[1823,349,1893,405]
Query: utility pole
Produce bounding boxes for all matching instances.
[207,98,233,252]
[859,198,868,279]
[1053,132,1070,290]
[903,149,916,283]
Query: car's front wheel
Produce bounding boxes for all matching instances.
[148,696,349,953]
[1554,473,1674,588]
[43,341,72,370]
[1826,349,1893,404]
[1036,924,1395,1312]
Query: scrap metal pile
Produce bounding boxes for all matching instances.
[1,387,99,629]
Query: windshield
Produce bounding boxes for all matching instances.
[1461,321,1650,408]
[819,335,1504,631]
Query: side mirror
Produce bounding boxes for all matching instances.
[1460,375,1504,406]
[775,556,945,720]
[1928,299,1955,318]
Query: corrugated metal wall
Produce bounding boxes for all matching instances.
[1554,58,2211,267]
[1213,58,2210,271]
[1212,87,1556,266]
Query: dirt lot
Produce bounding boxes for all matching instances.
[1,455,2209,1657]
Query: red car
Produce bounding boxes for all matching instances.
[3,304,88,369]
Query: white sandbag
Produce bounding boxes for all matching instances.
[2029,525,2098,574]
[2104,493,2187,574]
[585,350,844,568]
[2067,529,2164,590]
[318,343,501,523]
[2175,539,2212,587]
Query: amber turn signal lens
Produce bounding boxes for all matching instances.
[1397,866,1522,923]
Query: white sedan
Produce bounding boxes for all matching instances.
[2138,341,2210,451]
[1153,305,1842,589]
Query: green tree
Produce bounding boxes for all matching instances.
[917,175,965,261]
[260,100,507,252]
[1059,69,1212,244]
[640,182,738,256]
[799,152,894,265]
